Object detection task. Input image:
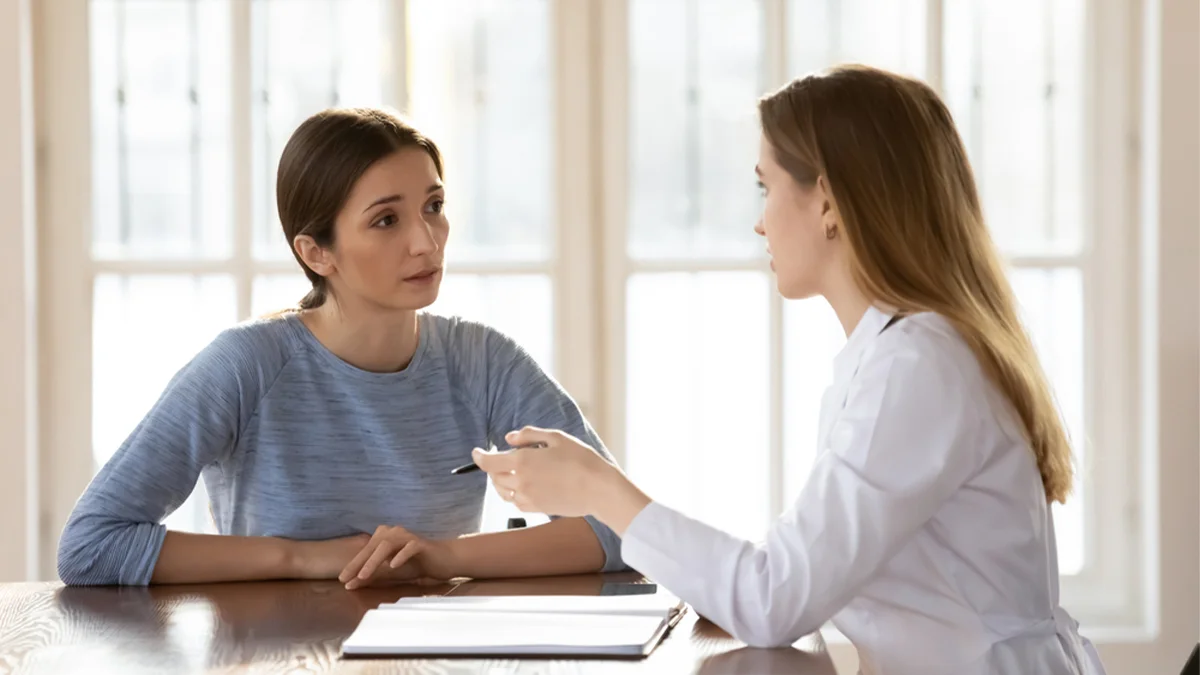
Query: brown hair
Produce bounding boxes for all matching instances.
[759,65,1073,503]
[276,107,444,309]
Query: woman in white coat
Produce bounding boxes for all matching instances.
[468,65,1107,675]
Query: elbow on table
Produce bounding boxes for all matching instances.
[56,514,135,586]
[57,535,103,586]
[727,567,824,648]
[734,619,812,649]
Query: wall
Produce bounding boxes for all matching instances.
[0,0,38,582]
[1096,0,1200,672]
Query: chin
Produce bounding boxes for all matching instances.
[381,286,441,312]
[776,279,817,300]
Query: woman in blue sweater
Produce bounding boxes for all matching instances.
[57,108,625,586]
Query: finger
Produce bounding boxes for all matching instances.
[357,540,402,582]
[512,495,537,513]
[338,535,379,583]
[472,447,518,474]
[491,478,521,504]
[490,472,518,491]
[389,540,422,569]
[504,426,559,447]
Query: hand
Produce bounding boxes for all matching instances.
[337,524,457,590]
[289,533,371,580]
[472,427,650,532]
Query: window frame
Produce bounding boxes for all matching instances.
[35,0,1145,632]
[596,0,1144,630]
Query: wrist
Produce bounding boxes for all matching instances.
[277,537,305,578]
[438,536,470,579]
[589,466,651,537]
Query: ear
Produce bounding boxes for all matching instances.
[294,235,336,278]
[816,175,834,217]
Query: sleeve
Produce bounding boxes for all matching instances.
[482,328,630,572]
[56,326,279,586]
[619,341,987,647]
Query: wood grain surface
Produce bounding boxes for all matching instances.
[0,575,837,674]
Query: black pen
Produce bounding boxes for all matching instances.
[450,443,548,475]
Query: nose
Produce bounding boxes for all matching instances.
[754,219,766,237]
[408,220,440,257]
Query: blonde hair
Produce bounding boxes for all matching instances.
[759,65,1073,503]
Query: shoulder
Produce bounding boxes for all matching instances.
[189,313,301,382]
[421,312,529,362]
[858,312,991,405]
[858,311,1025,435]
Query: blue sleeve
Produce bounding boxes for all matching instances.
[482,328,630,572]
[56,324,281,585]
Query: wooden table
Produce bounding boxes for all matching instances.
[0,574,838,674]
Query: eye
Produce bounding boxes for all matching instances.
[757,180,768,196]
[426,199,445,215]
[372,213,397,229]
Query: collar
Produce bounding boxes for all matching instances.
[831,305,894,384]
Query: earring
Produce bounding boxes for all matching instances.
[825,225,838,240]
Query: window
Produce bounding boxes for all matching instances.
[45,0,1138,627]
[83,0,553,534]
[603,0,1134,624]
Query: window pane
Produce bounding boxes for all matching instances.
[428,274,554,377]
[90,0,232,259]
[782,298,846,501]
[628,0,764,260]
[93,275,237,534]
[789,0,927,77]
[943,0,1084,255]
[251,0,391,260]
[408,0,552,263]
[625,272,770,541]
[251,273,311,318]
[1010,267,1085,575]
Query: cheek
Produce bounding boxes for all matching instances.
[432,217,450,248]
[337,238,392,285]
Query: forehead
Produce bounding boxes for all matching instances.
[757,134,782,171]
[347,148,440,202]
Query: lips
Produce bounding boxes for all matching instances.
[404,267,441,281]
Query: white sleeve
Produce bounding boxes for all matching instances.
[620,342,986,648]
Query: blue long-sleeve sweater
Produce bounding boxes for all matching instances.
[58,312,626,585]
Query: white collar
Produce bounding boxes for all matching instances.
[831,305,895,384]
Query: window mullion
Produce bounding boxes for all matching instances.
[551,0,602,428]
[599,0,629,461]
[764,0,788,523]
[389,0,407,111]
[232,0,253,319]
[926,0,944,92]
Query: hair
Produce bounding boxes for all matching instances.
[758,64,1073,503]
[276,107,445,310]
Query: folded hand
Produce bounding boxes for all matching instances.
[337,525,458,590]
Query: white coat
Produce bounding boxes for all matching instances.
[620,306,1106,675]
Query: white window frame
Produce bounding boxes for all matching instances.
[33,0,1149,638]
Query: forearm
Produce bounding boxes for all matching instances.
[150,531,300,584]
[446,517,605,579]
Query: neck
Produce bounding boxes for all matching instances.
[822,272,873,338]
[300,295,421,373]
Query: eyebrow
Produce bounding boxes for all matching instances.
[754,165,763,176]
[361,184,444,213]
